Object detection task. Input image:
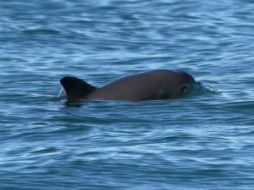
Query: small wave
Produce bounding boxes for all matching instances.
[189,81,220,98]
[200,84,220,94]
[22,28,61,35]
[223,100,254,110]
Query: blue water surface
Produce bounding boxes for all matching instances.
[0,0,254,189]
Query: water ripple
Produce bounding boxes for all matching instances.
[1,0,254,189]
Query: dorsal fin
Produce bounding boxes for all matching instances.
[60,76,97,102]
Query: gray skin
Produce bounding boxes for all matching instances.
[60,69,196,102]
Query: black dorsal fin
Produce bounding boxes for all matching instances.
[60,76,97,102]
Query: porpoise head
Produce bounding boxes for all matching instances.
[169,71,196,98]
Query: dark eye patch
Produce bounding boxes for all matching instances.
[180,85,188,94]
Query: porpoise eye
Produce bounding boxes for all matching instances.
[180,85,188,94]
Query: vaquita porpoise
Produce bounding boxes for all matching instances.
[60,69,196,103]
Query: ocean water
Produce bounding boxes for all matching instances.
[1,0,254,189]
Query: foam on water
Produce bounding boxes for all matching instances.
[56,87,65,98]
